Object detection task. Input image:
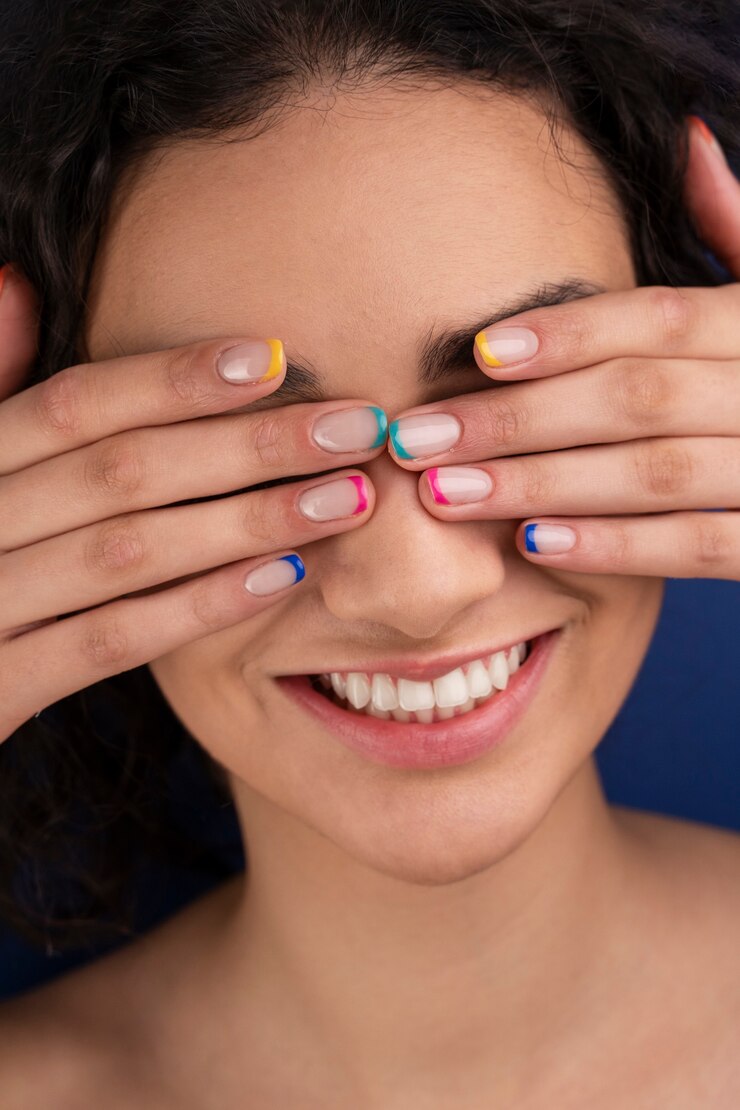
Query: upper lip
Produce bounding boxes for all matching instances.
[285,625,561,684]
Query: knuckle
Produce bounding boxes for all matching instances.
[521,458,554,506]
[34,368,85,439]
[241,490,280,546]
[84,436,146,502]
[691,514,732,567]
[634,442,693,500]
[607,523,633,569]
[189,578,226,631]
[79,616,130,670]
[163,347,218,413]
[248,411,289,471]
[645,286,694,350]
[482,396,526,450]
[611,359,674,428]
[85,516,147,575]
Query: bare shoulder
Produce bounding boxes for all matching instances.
[0,941,152,1109]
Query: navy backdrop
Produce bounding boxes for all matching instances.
[1,577,739,998]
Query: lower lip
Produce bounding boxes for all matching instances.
[276,629,561,770]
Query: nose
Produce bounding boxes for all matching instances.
[318,453,508,640]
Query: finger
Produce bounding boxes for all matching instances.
[0,263,40,401]
[470,283,740,382]
[0,549,307,736]
[513,510,740,581]
[0,401,388,549]
[418,437,740,520]
[684,116,740,279]
[386,358,740,468]
[0,470,372,630]
[0,335,288,475]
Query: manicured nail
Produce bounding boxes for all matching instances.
[427,466,492,505]
[298,475,368,520]
[389,413,462,460]
[475,326,539,368]
[244,553,305,595]
[311,405,387,453]
[524,523,576,554]
[689,115,727,165]
[217,338,284,383]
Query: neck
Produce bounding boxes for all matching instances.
[185,756,637,1102]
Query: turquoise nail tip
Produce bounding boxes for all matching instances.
[524,524,538,553]
[279,553,305,582]
[388,419,414,460]
[369,405,388,449]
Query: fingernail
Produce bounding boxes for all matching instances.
[244,553,305,595]
[389,413,462,460]
[298,475,368,521]
[427,466,492,505]
[217,338,284,383]
[524,523,576,554]
[475,326,539,368]
[311,406,387,453]
[689,115,727,165]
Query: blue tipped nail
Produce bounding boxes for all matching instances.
[388,419,415,459]
[279,553,305,583]
[369,406,388,449]
[524,524,539,553]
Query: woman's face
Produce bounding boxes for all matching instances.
[85,83,662,883]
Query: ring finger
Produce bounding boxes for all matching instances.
[418,436,740,519]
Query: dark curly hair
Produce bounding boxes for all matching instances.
[0,0,738,953]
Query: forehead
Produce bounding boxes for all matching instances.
[84,83,632,401]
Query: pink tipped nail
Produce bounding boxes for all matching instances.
[427,468,451,505]
[348,474,369,514]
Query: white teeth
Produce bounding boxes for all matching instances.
[366,703,391,719]
[397,678,435,712]
[331,672,346,699]
[319,640,530,722]
[371,672,399,711]
[345,672,371,709]
[465,659,492,699]
[432,667,469,708]
[489,651,510,691]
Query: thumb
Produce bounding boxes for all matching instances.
[683,115,740,279]
[0,263,41,402]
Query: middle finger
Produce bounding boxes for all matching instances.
[387,358,740,468]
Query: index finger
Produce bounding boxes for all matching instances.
[0,336,286,475]
[472,283,740,380]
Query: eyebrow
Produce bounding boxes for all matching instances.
[268,277,606,403]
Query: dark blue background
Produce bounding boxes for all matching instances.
[1,576,739,999]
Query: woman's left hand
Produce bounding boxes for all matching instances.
[387,115,740,580]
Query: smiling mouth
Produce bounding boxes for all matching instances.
[307,639,532,726]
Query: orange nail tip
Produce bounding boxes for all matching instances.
[261,338,285,382]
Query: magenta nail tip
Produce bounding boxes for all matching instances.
[427,468,451,505]
[348,474,369,514]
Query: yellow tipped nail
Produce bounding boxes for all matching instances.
[475,330,504,367]
[261,338,285,382]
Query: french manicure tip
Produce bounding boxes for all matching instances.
[388,420,415,459]
[348,474,369,514]
[369,406,389,448]
[427,468,451,505]
[524,524,539,553]
[279,553,305,583]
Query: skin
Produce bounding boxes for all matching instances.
[2,84,740,1108]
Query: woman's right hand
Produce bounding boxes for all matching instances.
[0,264,384,741]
